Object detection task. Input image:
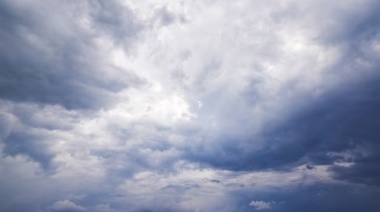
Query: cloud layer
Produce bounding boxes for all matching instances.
[0,0,379,211]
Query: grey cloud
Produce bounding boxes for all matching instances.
[316,0,380,46]
[152,6,188,27]
[210,179,221,183]
[229,183,380,212]
[181,0,380,180]
[0,103,81,170]
[3,130,53,170]
[330,149,380,186]
[0,0,142,109]
[185,70,380,175]
[0,151,56,212]
[87,0,142,45]
[1,0,380,211]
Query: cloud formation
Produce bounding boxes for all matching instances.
[250,201,272,210]
[0,0,379,211]
[0,0,142,109]
[49,200,86,212]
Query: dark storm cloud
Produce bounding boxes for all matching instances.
[185,71,379,172]
[0,0,141,109]
[184,0,380,182]
[229,183,380,212]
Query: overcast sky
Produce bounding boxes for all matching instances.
[0,0,379,211]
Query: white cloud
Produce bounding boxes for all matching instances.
[249,201,272,210]
[49,200,86,212]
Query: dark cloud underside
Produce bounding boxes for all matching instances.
[0,0,140,109]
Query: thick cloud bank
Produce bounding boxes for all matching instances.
[0,0,379,211]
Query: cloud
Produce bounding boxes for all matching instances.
[230,182,380,212]
[183,72,379,173]
[177,0,380,174]
[0,0,142,109]
[49,200,86,212]
[0,0,379,211]
[250,201,272,210]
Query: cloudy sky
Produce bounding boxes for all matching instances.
[0,0,379,211]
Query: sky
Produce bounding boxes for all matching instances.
[0,0,379,211]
